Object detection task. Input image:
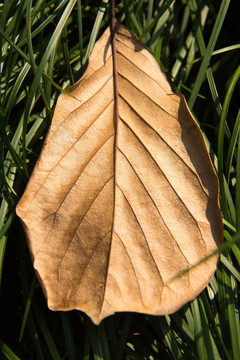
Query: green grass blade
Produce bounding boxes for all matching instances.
[83,0,108,65]
[118,315,132,359]
[139,0,175,40]
[0,213,15,246]
[191,299,209,360]
[1,129,26,178]
[188,0,231,109]
[62,25,74,85]
[226,109,240,184]
[201,291,231,360]
[4,62,31,120]
[26,0,50,111]
[0,25,31,63]
[19,277,36,342]
[220,254,240,282]
[0,338,21,360]
[85,317,104,360]
[97,322,111,360]
[158,316,182,359]
[17,0,70,48]
[32,302,62,360]
[61,313,78,360]
[77,0,83,66]
[218,65,240,218]
[0,235,7,290]
[236,133,240,231]
[146,0,154,26]
[224,271,240,360]
[21,0,78,172]
[188,44,240,65]
[223,176,236,223]
[171,312,195,342]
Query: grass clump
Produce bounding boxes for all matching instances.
[1,0,240,359]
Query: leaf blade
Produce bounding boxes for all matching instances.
[16,23,222,324]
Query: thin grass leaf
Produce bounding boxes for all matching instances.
[0,0,14,31]
[139,0,175,40]
[188,0,231,109]
[0,147,15,205]
[19,229,45,360]
[186,2,224,118]
[236,134,240,231]
[82,0,109,65]
[122,0,132,30]
[171,312,195,342]
[188,45,240,66]
[226,109,240,184]
[218,65,240,218]
[22,0,78,173]
[224,270,240,360]
[125,345,143,360]
[3,114,25,190]
[231,245,240,269]
[83,329,91,360]
[171,33,194,79]
[61,313,78,360]
[31,302,62,360]
[118,315,132,360]
[0,199,9,236]
[223,219,236,232]
[45,46,57,102]
[134,0,144,17]
[26,0,37,74]
[1,3,25,100]
[223,176,236,224]
[1,129,26,178]
[146,0,153,26]
[85,318,104,360]
[129,9,142,36]
[0,235,7,290]
[77,0,83,67]
[26,0,50,111]
[220,254,240,282]
[4,62,31,121]
[97,323,111,360]
[105,318,118,359]
[62,25,74,85]
[0,26,31,64]
[201,291,231,360]
[158,316,182,360]
[19,277,36,342]
[191,299,208,360]
[0,213,15,246]
[17,0,70,49]
[0,338,21,360]
[0,26,69,98]
[198,296,222,360]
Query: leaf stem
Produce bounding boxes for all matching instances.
[110,0,119,122]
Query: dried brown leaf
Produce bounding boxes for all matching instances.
[16,23,222,324]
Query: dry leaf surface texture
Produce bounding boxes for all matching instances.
[17,23,223,324]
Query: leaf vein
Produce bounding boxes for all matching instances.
[117,185,164,285]
[119,97,208,198]
[119,118,207,252]
[118,73,176,119]
[32,133,115,237]
[116,49,169,95]
[114,231,144,304]
[118,148,191,270]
